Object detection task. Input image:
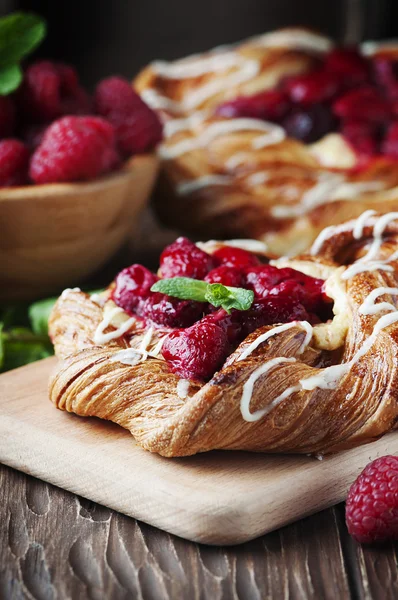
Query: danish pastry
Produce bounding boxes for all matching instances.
[135,29,398,255]
[49,211,398,457]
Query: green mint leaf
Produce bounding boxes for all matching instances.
[205,283,254,313]
[151,277,209,302]
[29,297,57,336]
[0,12,46,68]
[0,63,22,95]
[151,278,254,313]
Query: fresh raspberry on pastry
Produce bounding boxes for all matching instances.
[49,212,398,457]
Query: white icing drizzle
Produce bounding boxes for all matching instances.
[238,321,313,363]
[359,287,398,315]
[93,307,137,345]
[352,209,377,239]
[251,125,286,149]
[225,152,251,170]
[240,357,299,422]
[254,29,333,53]
[177,175,232,195]
[152,52,239,80]
[159,118,286,160]
[60,287,81,300]
[140,89,182,113]
[90,293,106,307]
[177,379,191,399]
[151,334,168,357]
[196,238,268,253]
[246,171,270,186]
[110,348,143,367]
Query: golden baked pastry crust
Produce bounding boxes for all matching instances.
[49,214,398,457]
[134,29,398,255]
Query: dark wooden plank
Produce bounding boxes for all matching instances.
[0,463,361,600]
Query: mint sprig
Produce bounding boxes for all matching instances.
[0,12,46,95]
[151,277,254,313]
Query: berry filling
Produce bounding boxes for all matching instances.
[215,46,398,164]
[111,239,333,382]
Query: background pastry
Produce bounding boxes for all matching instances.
[135,28,398,255]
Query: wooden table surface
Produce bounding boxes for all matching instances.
[1,463,397,600]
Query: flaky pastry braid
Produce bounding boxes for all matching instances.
[49,214,398,457]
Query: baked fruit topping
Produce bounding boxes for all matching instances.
[111,239,333,381]
[213,46,398,161]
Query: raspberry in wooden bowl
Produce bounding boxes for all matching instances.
[0,65,161,301]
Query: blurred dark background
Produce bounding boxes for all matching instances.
[0,0,395,87]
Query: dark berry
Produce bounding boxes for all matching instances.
[212,246,261,269]
[205,265,244,287]
[21,123,48,150]
[282,104,336,144]
[162,317,229,381]
[94,76,162,154]
[29,116,120,184]
[285,70,340,105]
[216,89,289,122]
[332,86,390,124]
[140,293,204,328]
[112,264,158,313]
[160,237,216,279]
[324,47,369,85]
[0,139,30,187]
[346,455,398,543]
[0,96,15,137]
[240,296,311,337]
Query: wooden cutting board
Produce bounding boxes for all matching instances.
[1,357,398,545]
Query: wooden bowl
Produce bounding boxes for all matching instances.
[0,154,159,301]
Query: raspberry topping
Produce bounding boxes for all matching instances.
[94,76,163,154]
[112,264,158,313]
[111,239,333,381]
[138,293,204,328]
[324,48,369,84]
[0,139,30,187]
[346,455,398,543]
[212,246,261,269]
[216,89,289,122]
[285,70,340,105]
[205,265,244,287]
[162,317,229,381]
[29,116,119,184]
[332,86,391,123]
[160,237,217,279]
[381,122,398,159]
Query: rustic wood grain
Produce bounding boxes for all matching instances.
[2,464,398,599]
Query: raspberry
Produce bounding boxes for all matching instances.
[245,265,327,312]
[139,293,204,328]
[18,61,90,122]
[324,48,369,85]
[216,90,289,122]
[341,120,379,157]
[345,455,398,543]
[94,76,162,154]
[29,116,120,184]
[112,265,158,313]
[160,237,216,279]
[0,139,30,187]
[0,96,15,137]
[381,122,398,159]
[240,296,311,337]
[204,265,244,287]
[285,70,340,105]
[282,104,336,144]
[332,86,390,123]
[162,317,229,381]
[212,246,261,269]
